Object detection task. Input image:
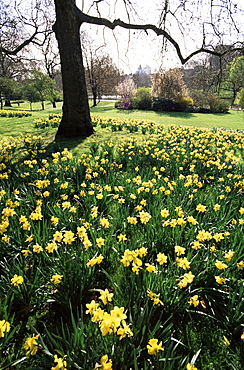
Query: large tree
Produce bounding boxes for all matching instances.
[52,0,93,138]
[1,0,244,139]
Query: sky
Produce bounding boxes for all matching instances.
[76,0,244,74]
[77,0,182,74]
[81,23,169,74]
[7,0,244,75]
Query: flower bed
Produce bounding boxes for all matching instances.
[0,124,243,369]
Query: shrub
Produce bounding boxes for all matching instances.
[177,96,194,111]
[151,97,182,112]
[189,90,209,108]
[115,88,152,110]
[114,97,133,109]
[208,95,229,113]
[114,100,122,108]
[195,106,212,113]
[152,68,187,101]
[134,87,152,110]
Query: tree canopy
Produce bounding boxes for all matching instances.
[223,56,244,105]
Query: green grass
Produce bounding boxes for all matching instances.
[4,100,244,132]
[90,102,244,131]
[1,100,243,157]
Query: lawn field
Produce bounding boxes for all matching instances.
[0,102,243,369]
[1,100,243,136]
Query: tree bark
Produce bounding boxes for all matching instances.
[4,99,12,107]
[92,87,97,107]
[53,0,93,139]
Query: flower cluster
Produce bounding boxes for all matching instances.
[86,300,133,339]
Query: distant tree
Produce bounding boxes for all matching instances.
[27,69,60,110]
[116,76,137,98]
[0,0,31,104]
[85,53,120,106]
[22,84,40,110]
[183,58,218,94]
[222,56,244,105]
[0,77,20,108]
[152,68,188,100]
[48,84,62,108]
[183,45,244,102]
[133,66,151,88]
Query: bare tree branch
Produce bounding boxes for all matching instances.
[77,10,244,64]
[0,28,39,55]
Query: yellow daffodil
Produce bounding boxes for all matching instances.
[147,338,164,355]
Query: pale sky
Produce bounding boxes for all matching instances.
[78,0,180,73]
[76,0,244,74]
[13,0,244,75]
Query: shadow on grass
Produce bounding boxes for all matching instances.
[114,108,196,118]
[90,106,119,114]
[91,106,196,119]
[154,110,195,119]
[43,136,87,157]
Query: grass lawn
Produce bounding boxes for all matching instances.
[1,100,243,157]
[2,100,244,136]
[90,102,244,131]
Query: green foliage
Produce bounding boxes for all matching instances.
[208,95,229,113]
[133,88,152,110]
[223,56,244,104]
[236,88,244,108]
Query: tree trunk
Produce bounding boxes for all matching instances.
[53,0,94,139]
[92,87,97,107]
[231,90,237,107]
[4,99,12,107]
[52,101,57,108]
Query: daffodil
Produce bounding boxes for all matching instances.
[0,320,10,337]
[24,333,40,356]
[11,274,24,287]
[147,338,164,355]
[51,274,63,284]
[99,289,114,305]
[99,355,113,370]
[51,354,67,370]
